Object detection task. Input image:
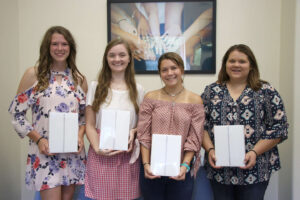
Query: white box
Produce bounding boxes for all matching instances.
[150,134,181,176]
[214,125,245,167]
[100,109,130,151]
[49,112,78,153]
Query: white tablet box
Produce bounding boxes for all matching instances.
[100,109,130,151]
[214,125,245,167]
[49,112,78,153]
[150,134,182,177]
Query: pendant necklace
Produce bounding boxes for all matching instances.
[163,86,185,106]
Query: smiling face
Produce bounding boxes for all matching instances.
[160,59,183,87]
[106,44,130,74]
[50,33,70,65]
[226,50,251,83]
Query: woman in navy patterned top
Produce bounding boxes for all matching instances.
[201,44,288,200]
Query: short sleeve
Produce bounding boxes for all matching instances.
[262,84,289,142]
[136,83,145,105]
[137,98,154,149]
[8,83,37,138]
[86,81,98,106]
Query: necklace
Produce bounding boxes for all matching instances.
[163,86,185,97]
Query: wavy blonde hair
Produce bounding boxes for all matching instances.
[218,44,267,91]
[92,39,139,113]
[35,26,84,91]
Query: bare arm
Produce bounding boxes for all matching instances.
[164,3,184,36]
[183,8,212,41]
[141,145,160,179]
[144,3,160,36]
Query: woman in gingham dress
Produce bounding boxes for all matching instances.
[84,39,144,200]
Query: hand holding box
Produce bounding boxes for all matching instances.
[100,109,130,151]
[150,134,181,176]
[214,125,245,167]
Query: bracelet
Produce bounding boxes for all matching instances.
[36,136,44,145]
[143,162,150,166]
[207,147,215,155]
[180,162,190,173]
[249,149,258,157]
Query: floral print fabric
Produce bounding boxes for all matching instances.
[8,68,86,191]
[201,82,288,185]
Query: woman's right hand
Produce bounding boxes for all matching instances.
[208,149,221,169]
[144,164,161,179]
[37,138,54,156]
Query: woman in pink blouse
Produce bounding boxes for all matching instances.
[137,52,205,199]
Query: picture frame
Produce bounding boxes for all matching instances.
[107,0,216,74]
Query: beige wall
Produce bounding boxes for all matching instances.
[0,0,21,199]
[0,0,297,199]
[293,0,300,199]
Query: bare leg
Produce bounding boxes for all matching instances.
[40,186,61,200]
[62,184,76,200]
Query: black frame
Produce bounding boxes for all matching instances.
[107,0,216,74]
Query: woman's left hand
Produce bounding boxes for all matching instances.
[127,128,136,153]
[76,136,85,154]
[170,166,187,181]
[241,151,257,169]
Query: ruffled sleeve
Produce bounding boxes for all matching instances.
[8,83,37,138]
[184,103,205,176]
[137,98,154,149]
[261,84,288,142]
[184,104,205,152]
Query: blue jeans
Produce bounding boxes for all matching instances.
[210,180,269,200]
[140,166,194,200]
[192,167,213,200]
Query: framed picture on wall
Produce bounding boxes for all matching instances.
[107,0,216,74]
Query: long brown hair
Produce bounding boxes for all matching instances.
[35,26,84,91]
[92,39,139,113]
[218,44,267,91]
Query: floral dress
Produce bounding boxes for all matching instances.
[201,82,288,185]
[8,68,86,191]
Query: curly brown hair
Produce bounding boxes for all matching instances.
[35,26,84,91]
[218,44,267,91]
[92,38,139,113]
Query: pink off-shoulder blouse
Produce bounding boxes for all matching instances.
[137,97,205,175]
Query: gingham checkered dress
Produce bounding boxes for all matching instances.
[84,81,144,200]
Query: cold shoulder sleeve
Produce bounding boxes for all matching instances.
[8,83,37,138]
[262,84,288,142]
[137,98,154,149]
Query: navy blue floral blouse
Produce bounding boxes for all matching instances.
[201,82,288,185]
